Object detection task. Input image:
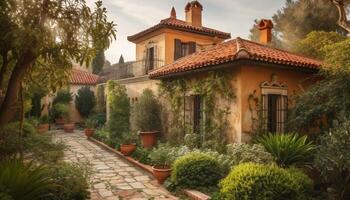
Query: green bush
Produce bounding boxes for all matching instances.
[132,89,161,131]
[226,143,275,166]
[131,148,151,165]
[90,113,106,128]
[220,163,313,200]
[52,90,72,105]
[107,81,130,140]
[257,133,315,167]
[39,114,49,124]
[314,119,350,199]
[75,86,96,118]
[0,159,55,200]
[52,103,69,120]
[46,162,90,200]
[171,152,222,188]
[148,144,176,167]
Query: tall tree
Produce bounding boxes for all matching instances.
[249,0,347,48]
[0,0,116,127]
[92,50,105,74]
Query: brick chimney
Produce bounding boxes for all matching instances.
[185,1,203,27]
[257,19,274,45]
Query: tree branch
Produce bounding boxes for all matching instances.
[331,0,350,33]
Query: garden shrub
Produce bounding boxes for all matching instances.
[226,143,275,166]
[171,152,222,188]
[107,81,130,140]
[46,162,90,200]
[90,113,106,128]
[52,90,72,105]
[220,163,313,200]
[131,89,161,131]
[75,86,96,118]
[131,148,151,165]
[314,119,350,199]
[257,133,315,167]
[52,103,69,120]
[96,84,106,113]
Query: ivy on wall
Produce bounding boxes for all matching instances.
[159,71,235,151]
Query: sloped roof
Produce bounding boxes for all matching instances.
[149,37,322,78]
[69,69,99,85]
[127,17,231,42]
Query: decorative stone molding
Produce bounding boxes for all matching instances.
[260,74,287,89]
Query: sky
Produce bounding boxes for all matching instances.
[87,0,286,64]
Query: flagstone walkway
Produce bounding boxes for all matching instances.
[52,130,178,200]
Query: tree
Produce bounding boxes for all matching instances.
[0,0,116,127]
[330,0,350,33]
[249,0,347,48]
[92,50,105,74]
[75,86,96,118]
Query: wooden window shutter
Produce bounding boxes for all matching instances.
[189,42,196,54]
[174,39,182,60]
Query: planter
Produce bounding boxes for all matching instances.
[63,123,75,133]
[84,128,94,138]
[152,166,172,184]
[120,144,137,156]
[37,123,49,134]
[55,118,65,125]
[139,131,158,148]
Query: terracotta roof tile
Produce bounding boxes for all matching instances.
[69,69,99,85]
[149,37,322,78]
[128,17,231,42]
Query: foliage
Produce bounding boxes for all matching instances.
[89,113,106,128]
[132,89,161,132]
[272,0,346,47]
[85,117,98,129]
[39,114,49,124]
[219,163,313,200]
[314,119,350,199]
[226,143,275,166]
[0,0,116,126]
[131,147,151,165]
[293,31,347,59]
[0,121,65,163]
[107,81,130,141]
[120,132,137,144]
[96,84,106,114]
[46,162,90,200]
[148,144,177,167]
[75,86,96,118]
[52,90,72,105]
[159,71,235,147]
[184,133,200,149]
[257,133,315,167]
[52,103,69,120]
[92,127,109,144]
[171,152,222,188]
[0,159,55,200]
[92,50,105,74]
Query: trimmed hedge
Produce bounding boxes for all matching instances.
[220,163,313,200]
[171,152,222,188]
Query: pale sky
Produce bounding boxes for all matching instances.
[87,0,286,64]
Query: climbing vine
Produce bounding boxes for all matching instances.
[158,71,235,152]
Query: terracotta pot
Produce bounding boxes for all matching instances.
[63,123,75,133]
[139,131,158,148]
[84,128,94,138]
[55,118,65,125]
[152,166,171,184]
[37,123,49,134]
[120,144,137,156]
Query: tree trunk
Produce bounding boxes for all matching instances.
[331,0,350,33]
[0,55,34,127]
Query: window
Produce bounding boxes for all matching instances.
[184,95,203,134]
[145,47,155,72]
[174,39,196,60]
[261,75,288,133]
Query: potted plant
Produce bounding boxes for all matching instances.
[37,115,49,133]
[84,118,97,138]
[52,90,72,124]
[132,89,162,148]
[120,132,137,156]
[60,104,74,133]
[148,145,174,184]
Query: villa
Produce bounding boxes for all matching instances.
[100,0,321,143]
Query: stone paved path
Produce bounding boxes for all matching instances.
[52,130,178,200]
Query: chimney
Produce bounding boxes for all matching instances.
[170,6,176,19]
[257,19,274,45]
[185,1,203,27]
